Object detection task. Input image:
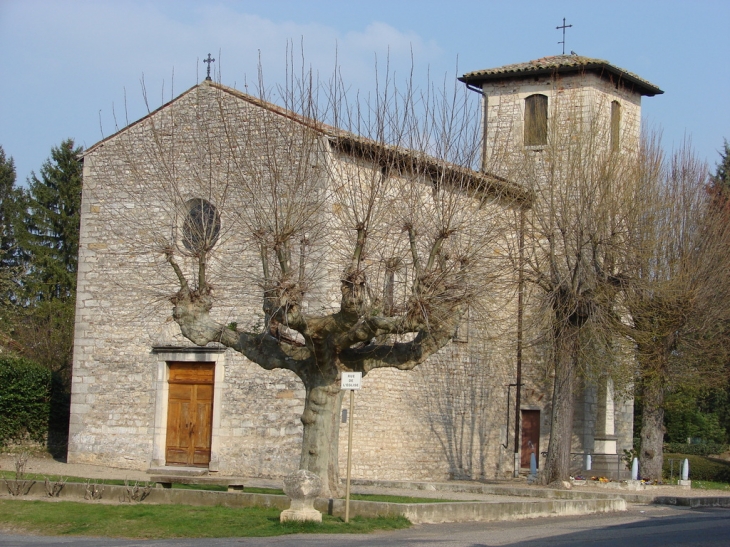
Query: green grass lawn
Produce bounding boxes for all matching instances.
[680,480,730,491]
[0,499,410,538]
[348,493,464,503]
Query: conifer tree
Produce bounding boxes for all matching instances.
[9,140,83,382]
[0,146,25,304]
[23,139,83,301]
[0,147,23,268]
[711,139,730,192]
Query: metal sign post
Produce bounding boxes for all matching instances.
[341,371,362,523]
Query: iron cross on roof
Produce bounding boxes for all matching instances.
[204,53,215,81]
[556,18,573,55]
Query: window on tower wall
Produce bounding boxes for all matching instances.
[524,94,548,146]
[611,101,621,151]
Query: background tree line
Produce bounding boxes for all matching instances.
[653,139,730,450]
[0,139,82,453]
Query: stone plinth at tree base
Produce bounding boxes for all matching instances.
[280,470,323,523]
[677,480,692,489]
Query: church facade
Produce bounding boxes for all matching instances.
[68,55,661,481]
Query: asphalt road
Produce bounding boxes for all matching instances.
[1,505,729,547]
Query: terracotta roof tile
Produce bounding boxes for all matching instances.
[460,54,663,96]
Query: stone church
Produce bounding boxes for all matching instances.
[68,55,662,481]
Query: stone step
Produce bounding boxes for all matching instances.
[149,475,246,492]
[147,466,208,477]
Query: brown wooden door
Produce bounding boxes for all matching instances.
[166,362,214,467]
[520,409,540,469]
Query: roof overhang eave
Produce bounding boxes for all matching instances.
[459,63,663,97]
[329,135,531,205]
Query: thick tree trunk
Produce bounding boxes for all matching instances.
[639,376,665,481]
[543,324,578,484]
[299,382,345,498]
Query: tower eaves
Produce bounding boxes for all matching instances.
[459,55,663,97]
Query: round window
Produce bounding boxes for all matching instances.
[182,198,221,254]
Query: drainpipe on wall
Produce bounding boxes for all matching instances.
[513,206,526,477]
[464,83,488,172]
[465,80,525,476]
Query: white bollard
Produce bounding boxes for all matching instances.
[678,457,691,488]
[631,457,639,480]
[585,454,592,471]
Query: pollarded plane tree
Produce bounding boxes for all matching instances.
[100,68,525,497]
[512,95,642,484]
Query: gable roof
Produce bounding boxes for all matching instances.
[83,81,530,204]
[459,55,663,97]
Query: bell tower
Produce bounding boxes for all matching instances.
[459,55,663,176]
[460,55,663,479]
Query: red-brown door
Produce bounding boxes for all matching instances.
[166,363,214,467]
[520,409,540,469]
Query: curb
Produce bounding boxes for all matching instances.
[349,479,730,508]
[1,480,626,524]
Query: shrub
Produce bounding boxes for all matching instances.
[0,355,52,446]
[663,453,730,483]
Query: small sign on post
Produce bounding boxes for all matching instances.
[341,372,362,390]
[341,371,362,523]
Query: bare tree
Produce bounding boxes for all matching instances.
[506,95,642,484]
[618,138,730,480]
[512,116,730,484]
[93,63,523,496]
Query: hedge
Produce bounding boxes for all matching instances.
[0,355,52,446]
[664,442,729,457]
[663,453,730,482]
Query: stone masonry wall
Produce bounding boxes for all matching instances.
[481,72,642,179]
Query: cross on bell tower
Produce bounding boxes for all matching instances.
[556,18,573,55]
[203,53,215,81]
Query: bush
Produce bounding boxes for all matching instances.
[664,442,728,456]
[663,453,730,483]
[0,355,52,446]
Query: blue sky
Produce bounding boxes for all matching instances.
[1,0,728,184]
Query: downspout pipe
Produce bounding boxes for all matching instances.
[464,83,488,172]
[513,206,526,476]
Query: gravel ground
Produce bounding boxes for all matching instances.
[0,453,150,482]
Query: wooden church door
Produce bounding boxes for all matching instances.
[165,362,214,467]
